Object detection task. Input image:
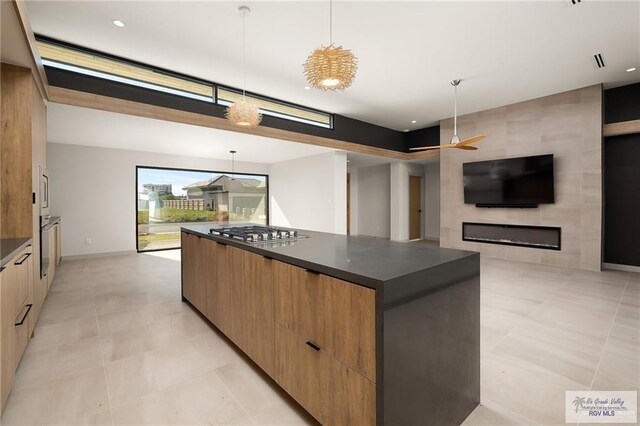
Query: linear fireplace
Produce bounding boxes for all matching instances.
[462,222,561,251]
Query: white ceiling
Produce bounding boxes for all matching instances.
[47,103,334,163]
[28,1,640,131]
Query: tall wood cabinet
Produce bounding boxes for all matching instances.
[0,63,48,414]
[181,231,376,425]
[1,64,34,240]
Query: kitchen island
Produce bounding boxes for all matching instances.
[181,224,480,426]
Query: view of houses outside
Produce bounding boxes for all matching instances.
[137,167,268,251]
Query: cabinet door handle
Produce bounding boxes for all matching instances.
[305,341,321,351]
[14,252,32,265]
[216,241,227,246]
[15,304,33,326]
[305,269,320,275]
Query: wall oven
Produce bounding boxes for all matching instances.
[40,166,50,216]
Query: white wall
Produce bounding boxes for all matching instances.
[389,162,408,241]
[424,159,440,240]
[48,143,268,256]
[390,162,425,241]
[348,167,358,235]
[355,164,390,238]
[268,151,347,235]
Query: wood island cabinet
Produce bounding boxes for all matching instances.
[181,228,481,426]
[181,232,207,314]
[181,231,376,425]
[242,251,274,376]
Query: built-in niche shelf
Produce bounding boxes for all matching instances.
[462,222,561,251]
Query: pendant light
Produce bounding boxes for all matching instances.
[226,6,262,128]
[409,80,486,152]
[303,0,358,91]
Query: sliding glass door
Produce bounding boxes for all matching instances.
[136,166,268,252]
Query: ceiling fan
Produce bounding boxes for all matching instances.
[410,79,486,151]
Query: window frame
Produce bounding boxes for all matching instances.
[135,165,270,253]
[217,86,334,129]
[37,35,335,130]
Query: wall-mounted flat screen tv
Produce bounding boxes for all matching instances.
[463,154,555,207]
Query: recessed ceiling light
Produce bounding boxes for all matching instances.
[404,129,410,132]
[627,67,637,72]
[411,120,417,124]
[304,86,311,90]
[113,20,125,28]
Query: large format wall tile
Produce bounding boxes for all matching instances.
[440,85,602,270]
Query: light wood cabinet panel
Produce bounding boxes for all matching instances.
[0,64,33,240]
[242,252,274,377]
[182,234,378,424]
[13,304,31,371]
[1,245,35,411]
[226,246,245,348]
[321,275,376,382]
[274,324,328,423]
[1,263,17,410]
[275,323,375,426]
[205,240,229,333]
[325,356,376,426]
[11,252,30,318]
[181,232,197,306]
[274,261,376,382]
[273,261,325,347]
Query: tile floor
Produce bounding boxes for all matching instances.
[1,250,638,425]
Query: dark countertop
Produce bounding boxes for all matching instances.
[181,224,478,289]
[1,237,33,269]
[43,216,62,230]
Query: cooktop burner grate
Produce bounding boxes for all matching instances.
[209,225,308,243]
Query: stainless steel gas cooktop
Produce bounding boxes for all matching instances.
[209,225,308,243]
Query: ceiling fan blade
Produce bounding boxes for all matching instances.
[409,144,456,151]
[458,135,486,146]
[457,145,479,150]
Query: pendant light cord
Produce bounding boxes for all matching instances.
[329,0,333,45]
[453,83,457,136]
[242,11,246,98]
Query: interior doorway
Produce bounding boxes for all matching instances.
[409,175,422,240]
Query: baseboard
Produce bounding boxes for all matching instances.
[423,237,440,242]
[62,250,137,261]
[603,262,640,273]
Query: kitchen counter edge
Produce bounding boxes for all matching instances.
[180,226,478,290]
[1,238,33,269]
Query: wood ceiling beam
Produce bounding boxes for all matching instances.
[603,119,640,137]
[48,86,440,161]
